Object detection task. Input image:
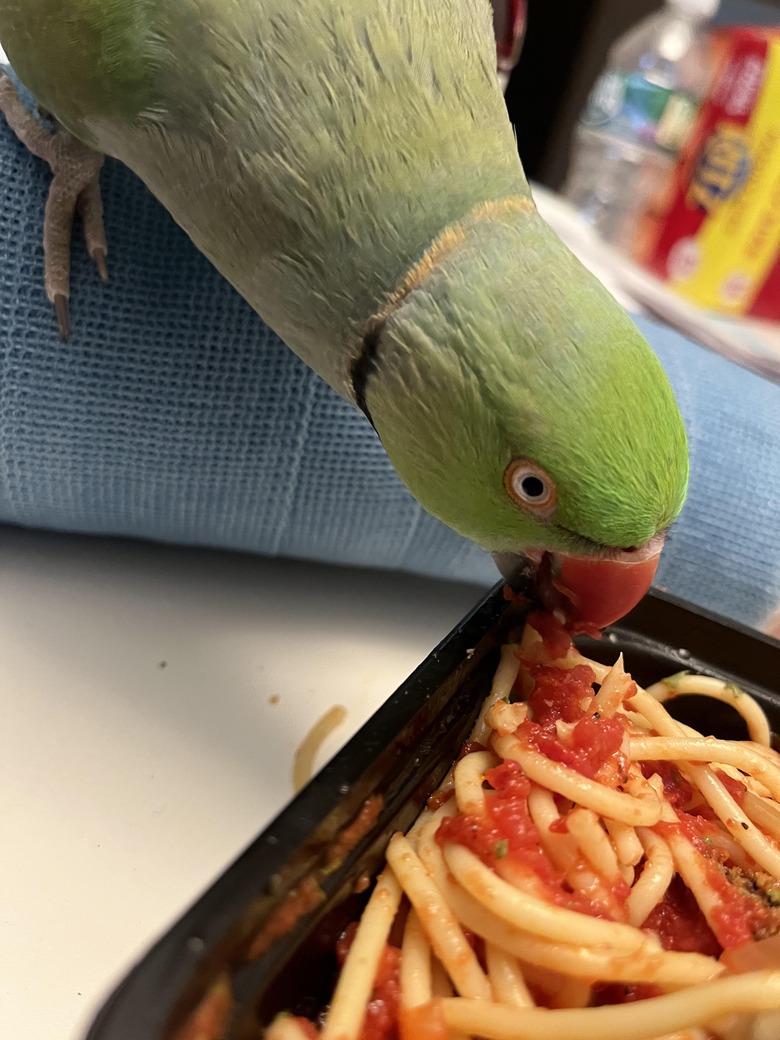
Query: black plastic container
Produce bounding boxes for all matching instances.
[85,585,780,1040]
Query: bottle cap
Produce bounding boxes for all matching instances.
[667,0,720,18]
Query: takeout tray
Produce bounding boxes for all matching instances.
[84,585,780,1040]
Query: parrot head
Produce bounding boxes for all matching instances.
[360,203,689,631]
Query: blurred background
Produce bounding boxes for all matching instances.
[505,0,780,189]
[497,0,780,377]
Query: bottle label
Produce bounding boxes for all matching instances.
[582,69,699,155]
[638,30,780,320]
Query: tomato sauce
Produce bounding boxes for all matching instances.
[506,661,629,783]
[289,1018,320,1040]
[644,875,721,956]
[457,739,488,760]
[641,760,694,809]
[524,610,572,662]
[525,663,596,725]
[716,769,747,805]
[661,813,724,860]
[398,1001,448,1040]
[711,893,768,949]
[436,759,627,918]
[709,868,773,949]
[424,787,454,812]
[657,817,775,949]
[335,928,401,1040]
[520,714,627,781]
[592,983,663,1006]
[436,761,558,887]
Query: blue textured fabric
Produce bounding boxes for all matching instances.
[1,86,779,631]
[645,318,780,631]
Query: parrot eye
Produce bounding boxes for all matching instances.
[504,458,557,518]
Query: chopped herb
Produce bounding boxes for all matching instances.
[662,670,690,690]
[494,839,509,858]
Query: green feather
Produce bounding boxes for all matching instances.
[0,0,160,139]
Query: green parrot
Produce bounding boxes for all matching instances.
[0,0,689,629]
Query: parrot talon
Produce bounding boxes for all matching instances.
[92,247,109,283]
[54,294,71,341]
[0,72,107,340]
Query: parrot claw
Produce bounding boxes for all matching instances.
[54,294,70,341]
[0,72,108,340]
[92,247,109,284]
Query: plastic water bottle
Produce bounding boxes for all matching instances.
[564,0,721,254]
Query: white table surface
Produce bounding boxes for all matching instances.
[0,525,487,1040]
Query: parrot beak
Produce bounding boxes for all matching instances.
[493,534,665,633]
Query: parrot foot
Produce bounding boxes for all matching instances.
[0,72,108,340]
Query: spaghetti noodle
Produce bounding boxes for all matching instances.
[269,613,780,1040]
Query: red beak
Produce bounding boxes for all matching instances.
[537,535,665,632]
[493,535,665,633]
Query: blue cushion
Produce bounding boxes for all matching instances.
[1,76,779,631]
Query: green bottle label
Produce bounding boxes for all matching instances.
[582,70,698,155]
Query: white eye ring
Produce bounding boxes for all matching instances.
[504,458,557,518]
